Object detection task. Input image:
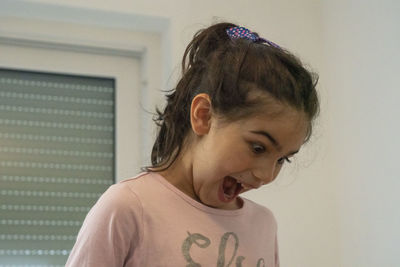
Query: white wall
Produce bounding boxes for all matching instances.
[322,1,400,266]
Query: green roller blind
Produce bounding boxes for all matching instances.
[0,69,115,266]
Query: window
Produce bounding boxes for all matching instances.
[0,4,166,265]
[0,69,115,266]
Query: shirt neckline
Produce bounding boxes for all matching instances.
[149,171,248,216]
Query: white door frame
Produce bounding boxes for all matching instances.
[0,0,171,180]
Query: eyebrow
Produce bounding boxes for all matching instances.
[250,130,299,155]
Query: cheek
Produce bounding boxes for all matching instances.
[203,138,252,174]
[221,152,253,173]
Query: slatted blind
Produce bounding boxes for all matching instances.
[0,69,115,266]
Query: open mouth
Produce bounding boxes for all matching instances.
[219,176,244,202]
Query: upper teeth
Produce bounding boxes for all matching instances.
[242,184,252,189]
[237,180,252,189]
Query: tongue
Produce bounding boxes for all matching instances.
[223,176,238,199]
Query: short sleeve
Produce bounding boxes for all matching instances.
[275,231,280,267]
[65,183,143,267]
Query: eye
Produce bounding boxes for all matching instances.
[251,143,266,154]
[277,157,292,165]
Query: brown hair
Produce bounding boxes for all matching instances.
[147,22,319,171]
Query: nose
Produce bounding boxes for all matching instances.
[252,160,277,185]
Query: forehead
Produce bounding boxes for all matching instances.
[212,89,310,145]
[245,91,308,131]
[243,105,307,131]
[229,105,309,150]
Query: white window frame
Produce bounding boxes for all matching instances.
[0,0,171,181]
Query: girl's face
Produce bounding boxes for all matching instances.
[190,101,309,210]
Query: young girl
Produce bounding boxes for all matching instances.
[66,22,319,267]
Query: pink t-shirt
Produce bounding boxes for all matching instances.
[66,172,279,267]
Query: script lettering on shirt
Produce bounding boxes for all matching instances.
[181,231,266,267]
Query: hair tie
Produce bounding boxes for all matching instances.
[226,26,281,49]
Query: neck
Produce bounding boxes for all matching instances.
[154,152,242,210]
[156,149,198,202]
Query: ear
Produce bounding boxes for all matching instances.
[190,93,212,136]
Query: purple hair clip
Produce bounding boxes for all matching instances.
[226,26,281,49]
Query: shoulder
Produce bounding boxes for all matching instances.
[74,174,147,245]
[242,198,278,228]
[116,172,157,200]
[65,175,147,266]
[88,173,149,222]
[100,172,161,212]
[104,172,152,200]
